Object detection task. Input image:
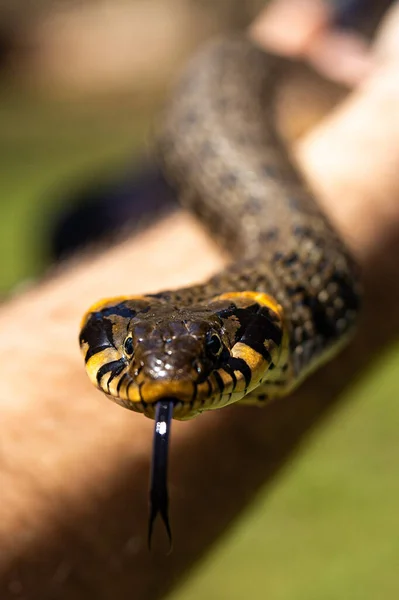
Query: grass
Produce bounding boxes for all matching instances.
[2,84,398,600]
[170,347,399,600]
[0,87,153,292]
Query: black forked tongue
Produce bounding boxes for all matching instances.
[148,399,174,552]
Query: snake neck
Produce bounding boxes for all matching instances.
[156,35,361,379]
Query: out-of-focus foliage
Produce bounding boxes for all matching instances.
[171,344,399,600]
[0,92,151,292]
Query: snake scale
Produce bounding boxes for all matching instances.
[79,35,361,546]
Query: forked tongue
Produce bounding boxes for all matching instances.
[148,399,174,551]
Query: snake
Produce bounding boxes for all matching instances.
[78,35,361,547]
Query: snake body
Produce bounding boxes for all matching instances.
[79,36,361,544]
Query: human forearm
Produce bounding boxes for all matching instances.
[1,8,399,600]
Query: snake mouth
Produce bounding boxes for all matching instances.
[106,365,254,420]
[108,377,200,419]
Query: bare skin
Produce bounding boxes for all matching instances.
[250,0,374,84]
[1,4,399,599]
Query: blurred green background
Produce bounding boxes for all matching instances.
[0,1,398,598]
[0,91,151,292]
[173,349,399,600]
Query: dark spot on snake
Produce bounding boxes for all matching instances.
[330,272,361,313]
[126,378,134,397]
[287,196,301,210]
[302,294,338,342]
[292,224,312,237]
[149,292,172,302]
[246,196,263,213]
[199,140,216,159]
[227,357,252,388]
[96,358,126,386]
[213,371,225,393]
[80,315,116,357]
[261,163,278,178]
[216,303,238,319]
[257,394,268,401]
[221,364,237,389]
[205,378,213,400]
[117,372,129,394]
[260,228,278,242]
[286,284,306,297]
[191,383,198,403]
[99,303,135,319]
[242,338,272,363]
[182,110,198,126]
[282,252,299,267]
[220,172,238,188]
[217,97,229,110]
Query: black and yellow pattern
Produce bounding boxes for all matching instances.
[79,35,361,544]
[80,291,289,421]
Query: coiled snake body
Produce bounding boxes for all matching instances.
[79,36,361,545]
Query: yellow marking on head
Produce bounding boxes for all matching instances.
[214,291,284,320]
[139,380,195,404]
[121,383,141,403]
[108,372,128,401]
[192,372,246,413]
[218,368,235,388]
[85,347,122,387]
[263,337,282,365]
[195,379,217,408]
[215,290,290,375]
[231,341,269,390]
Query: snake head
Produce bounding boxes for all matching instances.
[79,291,285,420]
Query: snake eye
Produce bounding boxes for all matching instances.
[124,336,134,357]
[205,332,223,357]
